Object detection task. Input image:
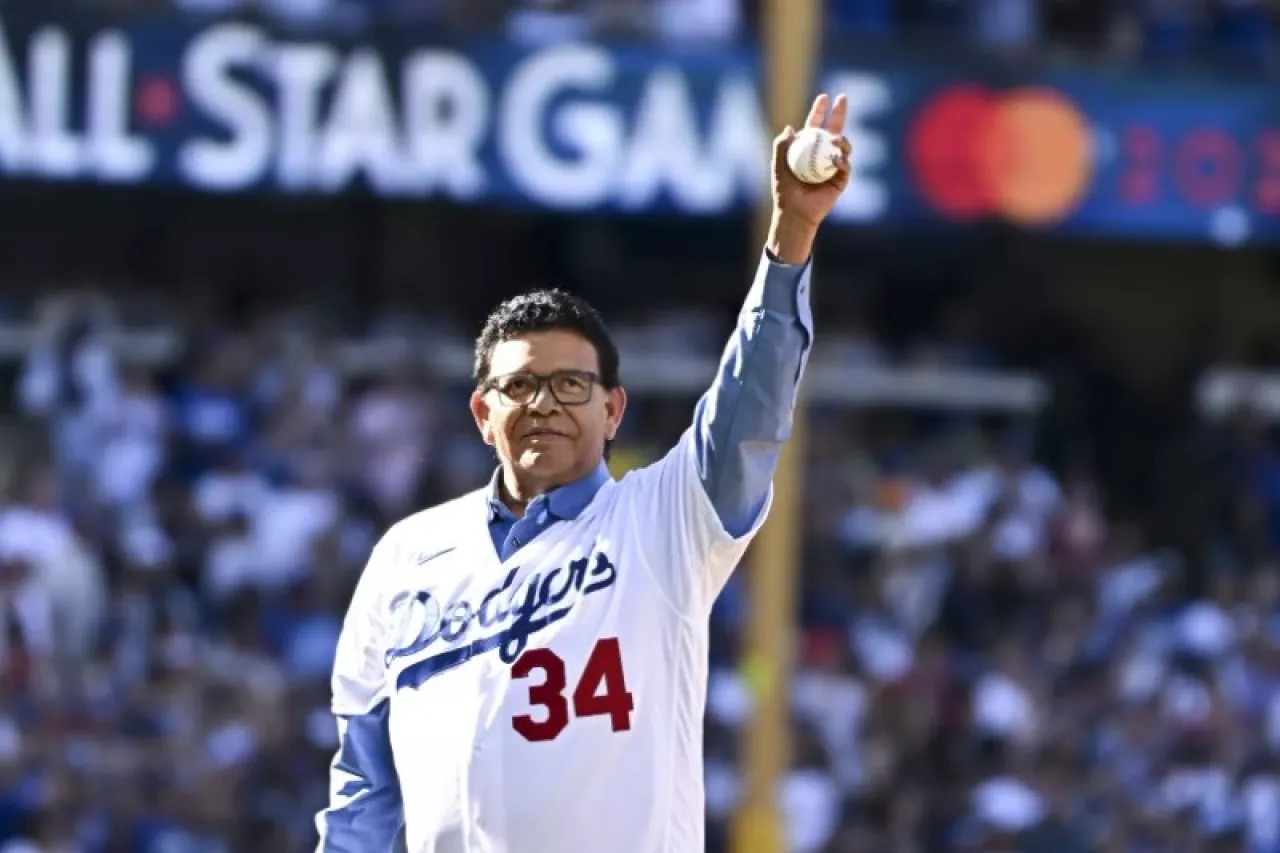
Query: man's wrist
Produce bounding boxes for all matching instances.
[765,212,818,266]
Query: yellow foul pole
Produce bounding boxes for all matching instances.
[731,0,819,851]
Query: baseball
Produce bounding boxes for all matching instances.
[786,127,842,184]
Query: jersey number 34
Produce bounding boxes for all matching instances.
[511,638,635,742]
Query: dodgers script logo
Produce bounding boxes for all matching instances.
[387,552,618,690]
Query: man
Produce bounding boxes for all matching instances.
[317,93,853,853]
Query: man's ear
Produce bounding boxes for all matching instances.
[470,390,495,446]
[604,386,627,441]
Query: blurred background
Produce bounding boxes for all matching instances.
[6,1,1280,852]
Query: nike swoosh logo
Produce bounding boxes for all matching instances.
[415,547,456,565]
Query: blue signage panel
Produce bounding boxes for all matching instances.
[0,14,1278,243]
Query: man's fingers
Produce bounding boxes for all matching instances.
[801,92,849,132]
[830,160,851,190]
[826,93,849,136]
[804,94,828,129]
[834,136,852,165]
[824,137,852,184]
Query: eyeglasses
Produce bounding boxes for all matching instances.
[482,370,601,407]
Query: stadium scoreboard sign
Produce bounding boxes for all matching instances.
[2,13,1280,244]
[0,19,892,223]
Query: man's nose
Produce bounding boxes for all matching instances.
[527,384,560,414]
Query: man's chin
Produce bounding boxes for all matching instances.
[515,448,574,477]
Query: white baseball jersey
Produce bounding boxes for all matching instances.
[324,428,771,853]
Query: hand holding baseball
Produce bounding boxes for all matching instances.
[771,93,852,230]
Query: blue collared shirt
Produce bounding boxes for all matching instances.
[486,250,813,558]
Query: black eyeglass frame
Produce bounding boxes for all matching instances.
[480,369,604,407]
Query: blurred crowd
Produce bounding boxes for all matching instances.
[0,271,1277,853]
[24,0,1280,65]
[708,402,1280,853]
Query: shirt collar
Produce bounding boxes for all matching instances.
[486,462,613,523]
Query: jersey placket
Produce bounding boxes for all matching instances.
[499,495,556,562]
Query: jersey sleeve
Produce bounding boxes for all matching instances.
[626,427,773,616]
[624,253,810,616]
[315,533,406,853]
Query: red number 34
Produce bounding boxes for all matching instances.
[511,637,635,742]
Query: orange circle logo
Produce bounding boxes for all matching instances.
[908,85,1093,226]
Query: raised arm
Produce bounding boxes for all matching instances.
[630,94,852,612]
[692,237,812,538]
[694,93,853,536]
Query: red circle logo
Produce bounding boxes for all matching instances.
[908,85,1093,226]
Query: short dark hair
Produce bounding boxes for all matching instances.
[472,289,620,389]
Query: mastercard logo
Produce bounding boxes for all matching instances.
[907,85,1094,226]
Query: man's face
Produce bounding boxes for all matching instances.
[470,330,626,490]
